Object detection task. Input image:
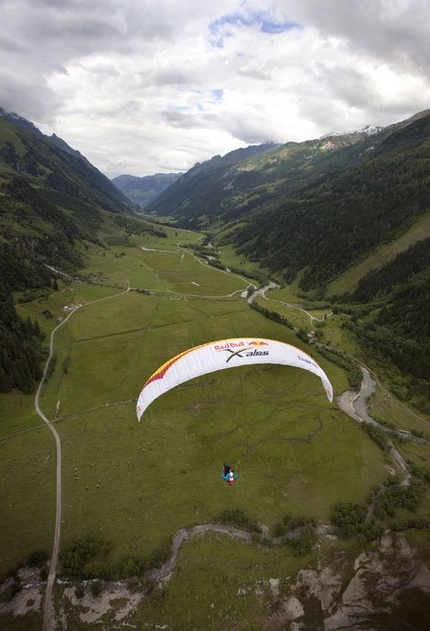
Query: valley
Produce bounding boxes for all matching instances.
[0,107,429,629]
[1,226,429,630]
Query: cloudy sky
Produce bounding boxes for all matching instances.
[1,0,429,178]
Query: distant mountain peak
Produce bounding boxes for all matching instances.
[112,172,182,208]
[320,124,384,139]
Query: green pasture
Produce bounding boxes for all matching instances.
[369,387,430,434]
[398,440,430,475]
[1,278,385,576]
[254,296,314,333]
[15,282,125,341]
[253,289,334,334]
[0,428,56,576]
[216,243,268,279]
[79,246,140,289]
[158,268,245,297]
[96,211,202,249]
[317,312,365,356]
[56,358,386,568]
[129,533,318,630]
[1,230,427,595]
[253,289,366,361]
[262,285,316,308]
[35,288,385,569]
[80,242,251,297]
[0,391,41,437]
[135,225,202,249]
[61,291,158,342]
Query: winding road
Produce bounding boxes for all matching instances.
[34,289,130,631]
[35,310,73,631]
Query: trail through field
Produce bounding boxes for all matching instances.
[143,242,256,289]
[34,288,130,631]
[250,285,332,323]
[35,308,76,631]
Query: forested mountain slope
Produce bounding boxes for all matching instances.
[232,113,430,392]
[0,111,143,298]
[0,114,136,217]
[146,142,279,223]
[339,235,430,395]
[233,112,430,290]
[0,112,141,394]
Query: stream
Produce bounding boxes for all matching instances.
[337,365,411,485]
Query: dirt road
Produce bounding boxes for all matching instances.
[34,288,130,631]
[35,313,71,631]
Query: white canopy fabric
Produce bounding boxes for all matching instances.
[136,337,333,420]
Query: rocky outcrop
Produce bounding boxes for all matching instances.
[267,532,430,629]
[2,531,429,629]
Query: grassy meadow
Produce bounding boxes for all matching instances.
[1,217,428,628]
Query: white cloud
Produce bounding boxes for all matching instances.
[0,0,429,177]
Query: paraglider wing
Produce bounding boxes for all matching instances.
[136,338,333,421]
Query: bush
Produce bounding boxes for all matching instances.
[26,550,49,568]
[389,517,430,531]
[317,347,362,390]
[121,557,148,578]
[75,586,85,599]
[360,520,384,541]
[375,480,424,518]
[91,580,102,598]
[331,502,366,537]
[288,525,317,556]
[272,514,317,541]
[147,541,171,570]
[218,509,250,528]
[0,581,21,604]
[84,561,115,580]
[59,536,110,579]
[363,423,390,451]
[408,462,430,484]
[272,523,287,537]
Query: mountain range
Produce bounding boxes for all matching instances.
[146,112,429,290]
[112,172,182,208]
[125,109,430,399]
[0,107,429,404]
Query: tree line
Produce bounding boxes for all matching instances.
[0,279,47,393]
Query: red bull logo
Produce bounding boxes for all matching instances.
[214,340,245,351]
[214,339,269,351]
[215,340,270,363]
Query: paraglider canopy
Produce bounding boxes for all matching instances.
[136,337,333,421]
